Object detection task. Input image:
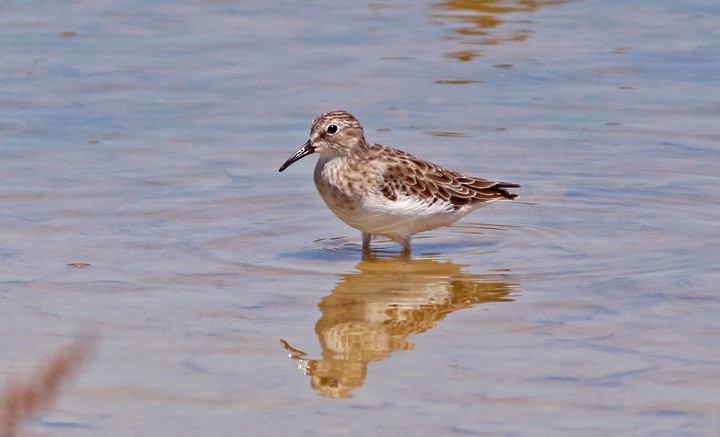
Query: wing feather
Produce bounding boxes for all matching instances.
[372,144,519,209]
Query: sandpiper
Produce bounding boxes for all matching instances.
[279,110,519,254]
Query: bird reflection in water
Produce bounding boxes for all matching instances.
[281,257,517,398]
[432,0,570,61]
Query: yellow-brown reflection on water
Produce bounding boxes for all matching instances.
[281,257,516,398]
[432,0,570,61]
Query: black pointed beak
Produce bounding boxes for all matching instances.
[279,140,315,172]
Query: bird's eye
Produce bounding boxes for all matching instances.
[326,124,338,135]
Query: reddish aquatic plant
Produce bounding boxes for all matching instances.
[0,335,96,437]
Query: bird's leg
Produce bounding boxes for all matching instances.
[362,233,372,250]
[400,237,412,258]
[361,233,373,260]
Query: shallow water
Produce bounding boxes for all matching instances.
[1,0,719,435]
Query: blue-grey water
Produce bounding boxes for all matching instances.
[1,0,719,435]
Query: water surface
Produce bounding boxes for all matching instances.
[1,0,719,435]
